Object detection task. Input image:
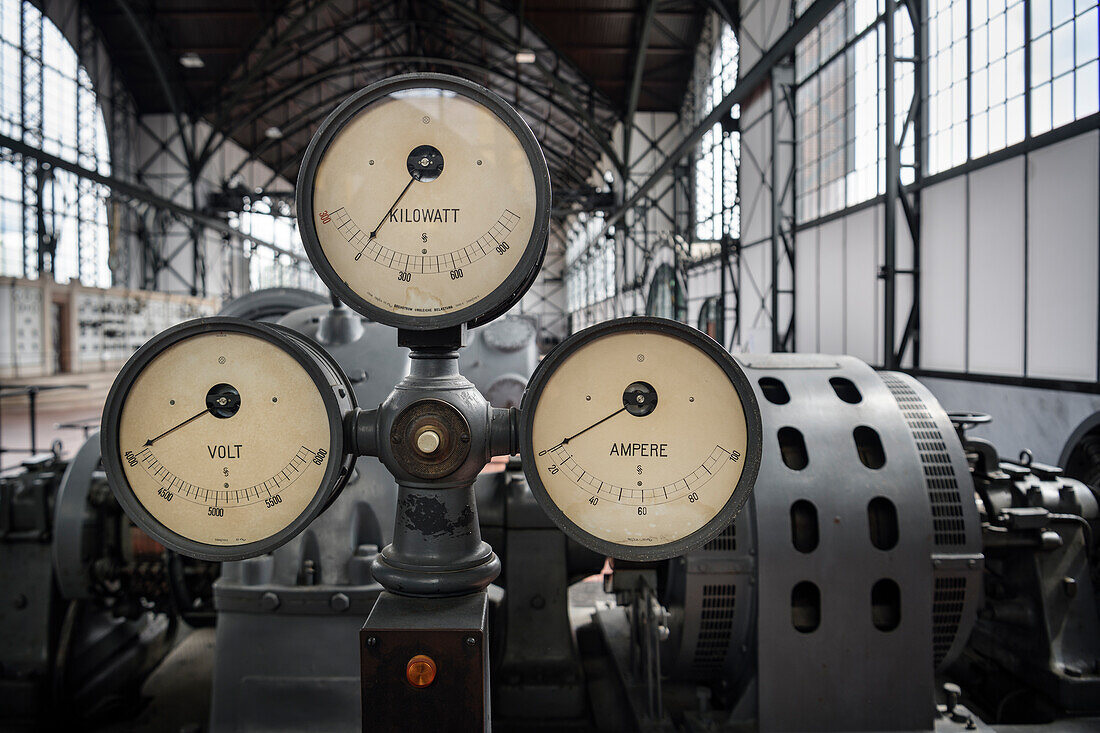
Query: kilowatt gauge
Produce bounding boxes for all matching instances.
[297,73,551,330]
[101,318,356,561]
[521,318,762,561]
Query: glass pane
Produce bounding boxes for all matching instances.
[1053,0,1075,26]
[1007,48,1025,97]
[1032,81,1053,133]
[1033,0,1052,36]
[1033,33,1053,83]
[1052,71,1075,125]
[1076,59,1100,115]
[1007,3,1025,49]
[1052,22,1076,76]
[1077,7,1099,65]
[1006,95,1025,143]
[972,110,989,157]
[989,103,1007,149]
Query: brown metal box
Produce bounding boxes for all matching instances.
[360,590,489,732]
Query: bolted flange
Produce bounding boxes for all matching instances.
[388,399,471,479]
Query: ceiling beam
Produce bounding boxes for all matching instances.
[589,0,843,243]
[623,0,659,171]
[0,132,301,261]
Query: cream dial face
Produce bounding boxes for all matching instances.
[115,331,333,547]
[310,88,538,322]
[528,328,750,552]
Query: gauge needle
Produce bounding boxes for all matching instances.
[549,406,628,452]
[144,407,212,447]
[355,173,419,261]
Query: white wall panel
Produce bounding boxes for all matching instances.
[921,176,968,371]
[739,243,772,352]
[738,0,793,76]
[1026,132,1100,381]
[740,110,771,245]
[844,207,879,363]
[968,157,1025,376]
[818,219,845,353]
[795,226,819,352]
[895,200,916,368]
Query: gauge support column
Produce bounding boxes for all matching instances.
[350,329,517,596]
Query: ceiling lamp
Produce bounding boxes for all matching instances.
[179,53,204,69]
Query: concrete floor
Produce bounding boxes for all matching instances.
[94,627,216,733]
[1,371,113,472]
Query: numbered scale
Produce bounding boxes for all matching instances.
[101,318,356,561]
[297,73,552,330]
[520,318,762,561]
[99,74,762,570]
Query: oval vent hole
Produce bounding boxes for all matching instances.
[790,500,819,553]
[778,427,808,470]
[867,497,899,550]
[872,579,901,631]
[854,426,886,469]
[791,581,821,633]
[759,377,790,405]
[830,377,862,403]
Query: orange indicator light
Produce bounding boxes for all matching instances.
[406,654,437,688]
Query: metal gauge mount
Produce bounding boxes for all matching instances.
[297,73,552,331]
[101,318,357,562]
[520,317,763,561]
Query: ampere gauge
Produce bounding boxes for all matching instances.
[101,318,356,561]
[521,318,762,561]
[297,73,551,330]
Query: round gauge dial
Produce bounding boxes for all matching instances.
[101,318,356,561]
[298,73,551,330]
[521,317,762,561]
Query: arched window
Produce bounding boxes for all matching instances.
[694,23,739,242]
[233,199,324,293]
[646,263,687,322]
[0,0,112,287]
[697,295,722,340]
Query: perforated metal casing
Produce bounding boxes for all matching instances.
[663,354,982,731]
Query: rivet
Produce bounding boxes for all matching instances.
[260,592,280,611]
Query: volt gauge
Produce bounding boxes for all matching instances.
[297,73,551,330]
[101,318,356,561]
[521,318,762,561]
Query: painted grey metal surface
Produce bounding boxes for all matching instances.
[52,432,104,600]
[737,355,981,732]
[661,501,756,693]
[209,307,408,733]
[217,288,328,323]
[208,303,536,731]
[462,315,538,408]
[918,376,1100,467]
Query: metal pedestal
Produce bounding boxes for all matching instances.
[361,591,490,732]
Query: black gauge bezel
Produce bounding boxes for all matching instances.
[519,316,763,562]
[100,317,356,562]
[297,72,551,331]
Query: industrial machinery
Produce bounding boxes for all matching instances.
[8,72,1099,733]
[93,73,767,730]
[0,434,218,726]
